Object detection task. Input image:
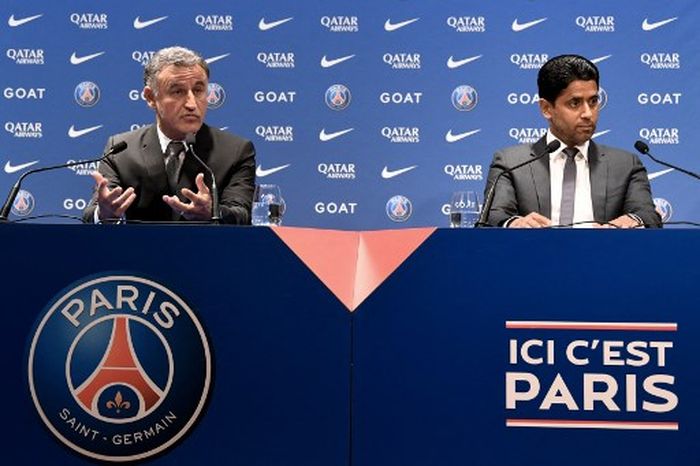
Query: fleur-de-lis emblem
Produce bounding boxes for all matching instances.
[105,391,131,413]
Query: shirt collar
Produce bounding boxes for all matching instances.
[155,125,185,154]
[546,129,590,161]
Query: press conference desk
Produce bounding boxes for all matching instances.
[2,224,698,465]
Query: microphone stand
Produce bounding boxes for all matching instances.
[184,134,221,224]
[634,141,700,180]
[476,140,561,227]
[0,141,127,221]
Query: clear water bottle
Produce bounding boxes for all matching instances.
[251,184,284,226]
[449,190,480,228]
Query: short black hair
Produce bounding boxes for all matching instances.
[537,54,599,103]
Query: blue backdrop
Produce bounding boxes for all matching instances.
[1,0,697,229]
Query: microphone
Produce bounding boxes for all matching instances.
[184,133,221,223]
[476,139,561,227]
[634,140,700,181]
[0,141,127,221]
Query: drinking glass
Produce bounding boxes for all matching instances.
[251,184,283,226]
[449,190,480,228]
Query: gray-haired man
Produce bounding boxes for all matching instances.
[84,46,255,224]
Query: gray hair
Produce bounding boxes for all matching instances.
[143,46,209,91]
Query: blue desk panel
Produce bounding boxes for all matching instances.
[2,224,350,465]
[353,229,698,466]
[3,226,698,465]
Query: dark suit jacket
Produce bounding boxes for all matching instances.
[483,136,662,227]
[83,124,255,224]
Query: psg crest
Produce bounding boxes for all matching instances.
[27,274,212,462]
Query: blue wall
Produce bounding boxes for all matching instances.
[1,0,697,228]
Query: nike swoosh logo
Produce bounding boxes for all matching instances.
[445,129,481,143]
[4,160,39,174]
[8,14,43,27]
[592,129,610,139]
[384,17,420,32]
[258,17,293,31]
[256,164,291,177]
[642,17,678,31]
[70,51,105,65]
[591,54,612,64]
[446,54,483,69]
[205,53,231,64]
[68,124,103,138]
[319,128,354,142]
[133,16,168,29]
[321,54,356,68]
[511,17,548,32]
[381,165,418,179]
[648,168,674,180]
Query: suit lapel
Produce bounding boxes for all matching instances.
[588,141,608,222]
[140,125,169,194]
[529,137,551,218]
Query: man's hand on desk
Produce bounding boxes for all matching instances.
[507,212,552,228]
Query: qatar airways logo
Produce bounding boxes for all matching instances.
[639,128,679,145]
[195,14,233,31]
[70,13,108,29]
[641,53,680,70]
[510,53,548,70]
[317,163,356,180]
[509,127,547,144]
[257,52,295,69]
[575,16,615,32]
[383,53,421,70]
[66,159,99,176]
[321,16,358,32]
[255,125,294,142]
[381,126,420,143]
[6,48,44,65]
[5,121,43,138]
[132,50,155,66]
[444,164,483,181]
[446,16,486,32]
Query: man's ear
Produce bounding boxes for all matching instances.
[143,86,156,110]
[539,98,553,120]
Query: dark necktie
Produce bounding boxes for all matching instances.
[559,147,578,226]
[164,141,185,192]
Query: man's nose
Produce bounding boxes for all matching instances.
[184,90,197,109]
[581,102,593,118]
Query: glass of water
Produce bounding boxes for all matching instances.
[251,184,284,226]
[449,190,480,228]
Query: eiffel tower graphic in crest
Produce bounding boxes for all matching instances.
[75,316,164,416]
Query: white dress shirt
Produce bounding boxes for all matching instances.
[547,131,596,227]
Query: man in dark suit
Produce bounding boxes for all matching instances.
[483,54,661,228]
[83,46,255,224]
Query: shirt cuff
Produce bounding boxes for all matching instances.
[502,216,521,228]
[626,213,644,227]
